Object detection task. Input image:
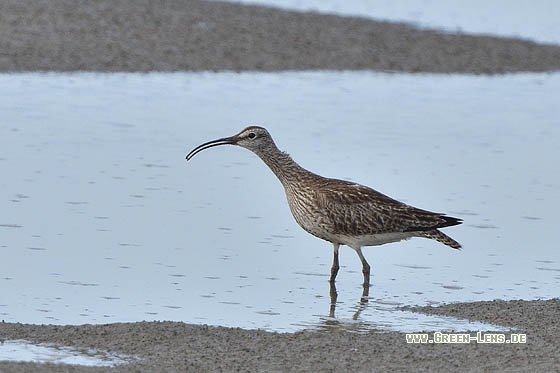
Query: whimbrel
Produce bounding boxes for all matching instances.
[186,126,462,286]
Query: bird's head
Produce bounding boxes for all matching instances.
[186,126,275,160]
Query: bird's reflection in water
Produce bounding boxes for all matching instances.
[322,281,370,329]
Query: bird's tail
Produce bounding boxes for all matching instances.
[420,229,462,250]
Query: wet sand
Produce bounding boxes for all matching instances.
[1,0,560,73]
[2,0,559,371]
[1,299,558,371]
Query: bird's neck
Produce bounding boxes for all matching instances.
[253,145,310,187]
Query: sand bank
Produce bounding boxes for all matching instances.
[1,299,558,371]
[1,0,560,73]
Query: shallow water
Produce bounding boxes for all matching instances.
[1,72,559,333]
[235,0,560,44]
[0,340,134,366]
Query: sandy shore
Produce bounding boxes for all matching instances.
[1,299,558,371]
[1,0,560,73]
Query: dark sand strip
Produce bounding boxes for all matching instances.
[1,0,560,73]
[1,299,558,372]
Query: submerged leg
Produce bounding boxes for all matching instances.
[329,280,338,318]
[329,243,340,283]
[354,247,371,287]
[361,279,370,302]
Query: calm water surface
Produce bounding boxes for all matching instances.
[0,340,133,367]
[1,72,558,332]
[235,0,560,44]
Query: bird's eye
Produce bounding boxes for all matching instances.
[248,132,256,139]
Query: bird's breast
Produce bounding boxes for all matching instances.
[283,186,346,244]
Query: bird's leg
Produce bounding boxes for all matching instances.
[355,247,371,288]
[361,280,370,303]
[329,280,338,318]
[329,243,340,283]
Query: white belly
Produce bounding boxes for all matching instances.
[327,232,416,250]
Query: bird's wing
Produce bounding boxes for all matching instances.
[312,178,458,236]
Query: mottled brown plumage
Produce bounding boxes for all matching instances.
[186,126,462,286]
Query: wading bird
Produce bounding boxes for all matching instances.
[186,126,462,287]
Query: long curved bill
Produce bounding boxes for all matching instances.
[185,136,237,161]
